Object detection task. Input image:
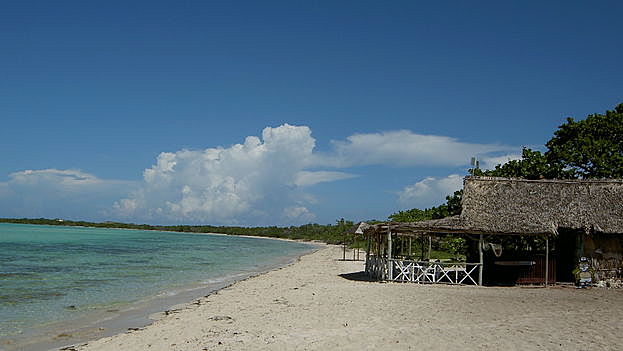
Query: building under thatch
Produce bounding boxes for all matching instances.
[364,176,623,286]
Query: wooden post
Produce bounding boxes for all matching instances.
[343,241,346,261]
[545,237,549,287]
[366,233,371,261]
[365,233,370,273]
[428,235,432,260]
[387,227,392,259]
[408,237,412,257]
[387,226,392,280]
[478,234,484,286]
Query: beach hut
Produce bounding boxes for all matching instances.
[364,176,623,286]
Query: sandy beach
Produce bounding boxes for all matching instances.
[70,245,623,351]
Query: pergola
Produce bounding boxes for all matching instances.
[362,176,623,286]
[363,220,549,286]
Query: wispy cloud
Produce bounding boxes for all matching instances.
[282,206,316,221]
[113,124,321,225]
[293,171,357,187]
[0,169,137,220]
[397,174,464,209]
[319,130,515,168]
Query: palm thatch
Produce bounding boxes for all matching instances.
[371,176,623,236]
[349,222,371,235]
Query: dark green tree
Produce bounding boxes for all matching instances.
[443,190,462,217]
[387,192,466,259]
[546,103,623,178]
[470,148,573,180]
[388,190,462,222]
[388,208,434,222]
[472,103,623,180]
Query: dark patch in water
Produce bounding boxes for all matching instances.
[0,272,35,278]
[124,259,151,264]
[0,289,65,304]
[2,242,156,256]
[8,265,76,274]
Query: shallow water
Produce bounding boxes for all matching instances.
[0,223,314,349]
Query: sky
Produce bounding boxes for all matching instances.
[1,0,621,226]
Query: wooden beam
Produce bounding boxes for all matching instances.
[366,222,551,237]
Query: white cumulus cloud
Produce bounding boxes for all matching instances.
[398,174,464,209]
[113,124,323,224]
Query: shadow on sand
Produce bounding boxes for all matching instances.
[338,271,377,282]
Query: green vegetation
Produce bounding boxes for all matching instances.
[472,103,623,180]
[388,190,466,260]
[471,147,573,180]
[546,103,623,179]
[388,190,462,222]
[0,217,353,245]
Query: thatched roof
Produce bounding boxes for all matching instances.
[371,176,623,236]
[349,222,371,235]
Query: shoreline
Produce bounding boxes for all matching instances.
[70,245,623,351]
[62,247,327,351]
[0,228,321,351]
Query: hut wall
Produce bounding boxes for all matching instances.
[584,233,623,280]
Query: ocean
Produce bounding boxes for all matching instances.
[0,223,315,350]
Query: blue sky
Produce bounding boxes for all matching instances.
[1,1,621,225]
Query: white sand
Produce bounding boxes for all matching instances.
[74,245,623,351]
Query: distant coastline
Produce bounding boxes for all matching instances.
[0,217,353,244]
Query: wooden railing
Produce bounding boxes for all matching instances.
[390,259,481,285]
[366,256,481,285]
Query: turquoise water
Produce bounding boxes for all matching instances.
[0,223,314,345]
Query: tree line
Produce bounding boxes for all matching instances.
[0,217,353,244]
